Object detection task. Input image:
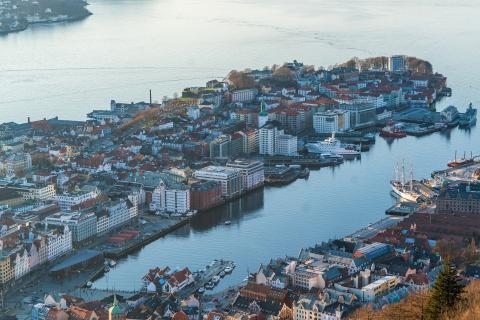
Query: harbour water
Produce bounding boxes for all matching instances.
[0,0,479,292]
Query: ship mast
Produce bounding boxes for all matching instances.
[409,166,414,192]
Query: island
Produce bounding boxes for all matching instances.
[0,0,91,34]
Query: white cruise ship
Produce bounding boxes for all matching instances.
[306,132,361,157]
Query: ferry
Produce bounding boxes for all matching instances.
[459,103,477,128]
[306,132,361,157]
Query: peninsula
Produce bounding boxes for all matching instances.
[0,0,91,34]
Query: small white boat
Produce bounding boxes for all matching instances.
[104,266,110,272]
[197,287,205,294]
[224,220,231,225]
[224,266,233,274]
[109,260,117,267]
[219,271,226,278]
[212,275,220,284]
[205,282,215,290]
[86,281,93,288]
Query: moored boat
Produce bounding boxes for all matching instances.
[447,151,474,168]
[380,121,407,138]
[306,132,361,157]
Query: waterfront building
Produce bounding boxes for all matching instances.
[338,103,377,129]
[194,166,242,199]
[0,252,14,285]
[313,110,351,134]
[276,134,298,156]
[151,180,190,214]
[96,210,110,235]
[388,55,407,73]
[189,180,223,211]
[45,211,97,244]
[226,159,264,191]
[105,200,133,231]
[231,88,257,103]
[163,268,194,293]
[435,183,480,214]
[45,225,72,261]
[14,248,30,280]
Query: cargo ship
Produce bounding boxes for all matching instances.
[447,151,474,168]
[459,103,477,128]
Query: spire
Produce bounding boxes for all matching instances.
[259,100,268,116]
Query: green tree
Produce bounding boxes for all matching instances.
[424,258,464,319]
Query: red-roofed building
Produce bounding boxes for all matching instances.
[163,268,194,293]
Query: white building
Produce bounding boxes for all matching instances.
[46,225,72,261]
[293,297,343,320]
[55,186,99,211]
[187,106,200,120]
[231,88,257,103]
[226,160,264,191]
[313,110,351,134]
[5,153,32,176]
[259,122,284,156]
[276,134,298,156]
[14,248,30,280]
[150,181,190,214]
[8,183,56,201]
[106,200,132,231]
[194,166,242,199]
[359,275,398,302]
[45,211,97,244]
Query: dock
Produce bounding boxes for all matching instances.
[264,154,343,168]
[180,260,235,298]
[103,217,191,259]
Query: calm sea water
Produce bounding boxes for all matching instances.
[1,0,479,291]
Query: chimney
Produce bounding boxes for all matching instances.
[27,117,30,124]
[149,89,152,105]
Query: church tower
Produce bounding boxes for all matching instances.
[109,295,125,320]
[258,100,268,128]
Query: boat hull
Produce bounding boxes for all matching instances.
[391,183,419,202]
